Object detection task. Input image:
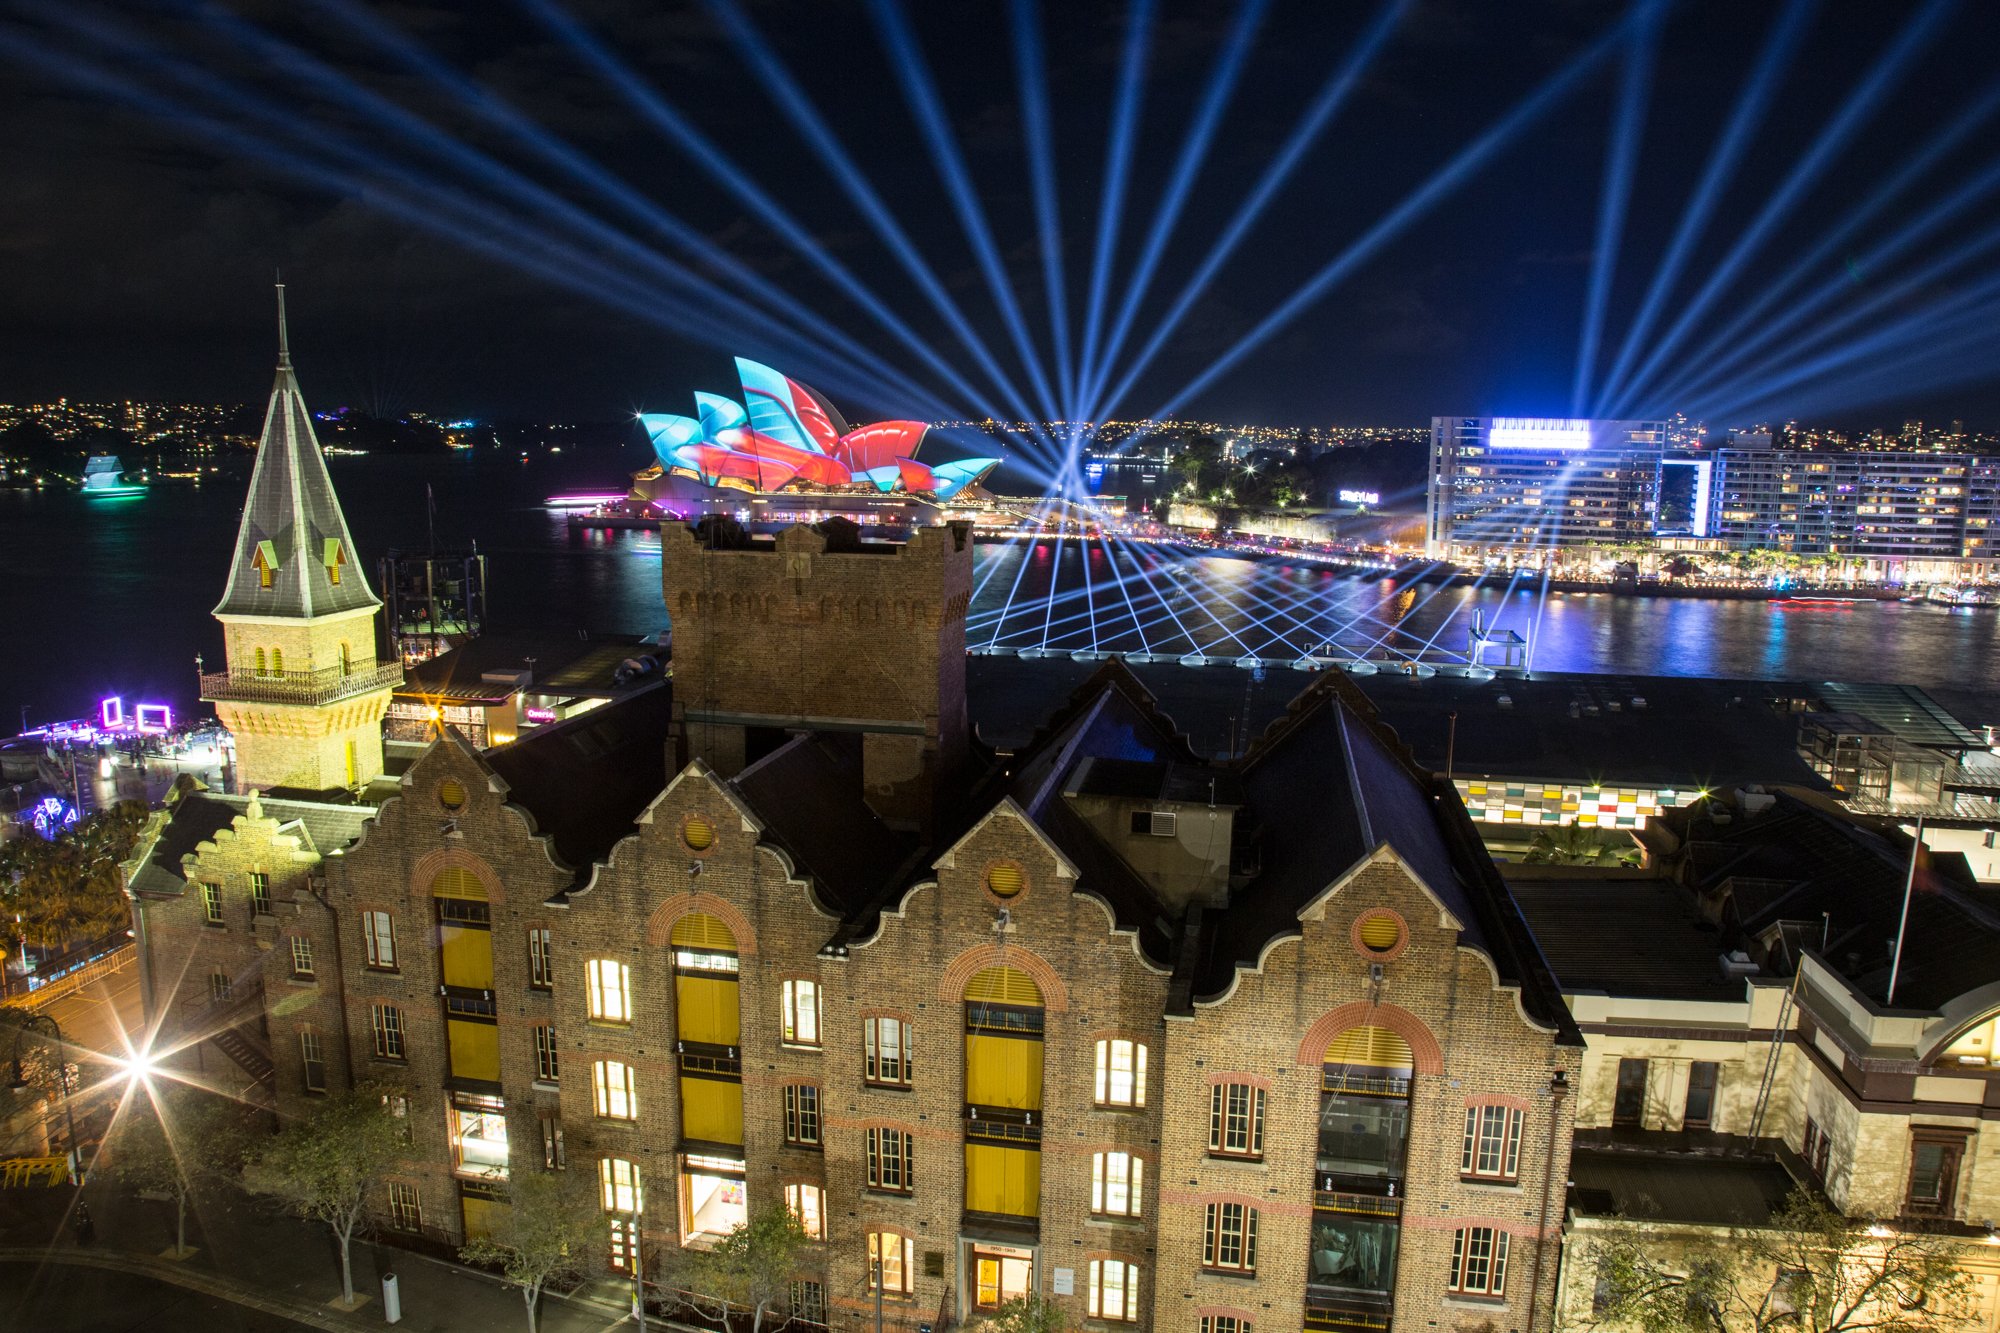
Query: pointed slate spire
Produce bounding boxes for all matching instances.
[213,283,380,620]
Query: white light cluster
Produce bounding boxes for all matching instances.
[1488,418,1594,451]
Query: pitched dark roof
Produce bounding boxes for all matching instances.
[133,789,371,891]
[731,732,923,918]
[486,681,673,874]
[1508,874,1747,1001]
[213,341,379,620]
[1689,794,2000,1011]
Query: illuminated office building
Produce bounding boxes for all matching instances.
[1426,418,1669,555]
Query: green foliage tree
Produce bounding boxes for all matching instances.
[664,1201,812,1333]
[985,1294,1069,1333]
[460,1169,611,1333]
[99,1084,259,1257]
[1523,825,1641,867]
[244,1082,408,1307]
[0,799,147,952]
[1589,1190,1971,1333]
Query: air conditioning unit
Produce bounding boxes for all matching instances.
[1141,810,1178,837]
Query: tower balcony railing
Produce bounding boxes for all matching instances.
[200,661,404,706]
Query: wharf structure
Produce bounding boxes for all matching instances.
[127,317,2000,1333]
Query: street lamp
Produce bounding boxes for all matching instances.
[8,1012,81,1185]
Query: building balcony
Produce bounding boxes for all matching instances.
[200,661,403,706]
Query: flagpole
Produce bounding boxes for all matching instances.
[1886,816,1923,1007]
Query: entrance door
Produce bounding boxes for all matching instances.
[1613,1059,1648,1127]
[971,1245,1034,1313]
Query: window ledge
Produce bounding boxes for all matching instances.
[531,1079,559,1093]
[285,977,317,988]
[1458,1177,1522,1191]
[864,1188,915,1200]
[780,1042,823,1053]
[862,1082,915,1093]
[585,1018,633,1031]
[1199,1269,1259,1283]
[1204,1153,1266,1170]
[1443,1295,1510,1310]
[593,1117,639,1130]
[1084,1215,1145,1231]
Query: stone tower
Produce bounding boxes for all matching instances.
[201,285,400,793]
[662,519,972,829]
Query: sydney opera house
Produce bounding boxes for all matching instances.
[626,357,1000,522]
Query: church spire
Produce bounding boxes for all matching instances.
[213,284,379,621]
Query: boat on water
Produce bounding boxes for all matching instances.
[1923,582,1998,607]
[79,455,146,498]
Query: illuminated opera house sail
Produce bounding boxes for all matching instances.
[632,357,998,515]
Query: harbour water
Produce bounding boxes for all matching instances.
[7,452,2000,731]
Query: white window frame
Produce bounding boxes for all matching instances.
[784,1084,821,1146]
[784,1181,826,1239]
[867,1231,913,1293]
[1094,1039,1148,1107]
[533,1025,559,1084]
[288,934,315,978]
[865,1125,913,1193]
[864,1016,912,1086]
[527,927,554,989]
[371,1003,405,1060]
[1449,1226,1510,1297]
[593,1059,637,1120]
[362,910,396,969]
[1209,1082,1265,1157]
[1087,1258,1141,1322]
[1461,1105,1524,1181]
[586,958,631,1024]
[599,1156,643,1213]
[782,979,822,1047]
[387,1181,422,1231]
[300,1029,326,1093]
[1203,1201,1257,1273]
[1091,1151,1143,1218]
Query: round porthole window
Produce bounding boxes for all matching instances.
[438,779,467,812]
[985,861,1026,898]
[1354,909,1406,957]
[682,815,716,852]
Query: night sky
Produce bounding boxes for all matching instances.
[2,0,1998,429]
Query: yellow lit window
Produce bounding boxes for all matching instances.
[586,958,631,1023]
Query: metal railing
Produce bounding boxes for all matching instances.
[199,660,402,706]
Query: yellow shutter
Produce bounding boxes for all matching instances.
[431,867,487,900]
[676,975,740,1045]
[1323,1025,1414,1072]
[447,1019,501,1082]
[461,1191,507,1242]
[439,925,494,990]
[964,966,1041,1006]
[681,1077,744,1145]
[965,1034,1043,1110]
[670,912,736,950]
[964,1143,1040,1218]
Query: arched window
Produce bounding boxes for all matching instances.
[253,647,267,676]
[1313,1026,1412,1302]
[270,647,284,674]
[964,965,1043,1222]
[671,913,743,1150]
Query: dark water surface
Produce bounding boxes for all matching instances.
[6,453,2000,730]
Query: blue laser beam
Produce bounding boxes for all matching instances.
[1078,0,1272,420]
[1570,3,1663,417]
[1072,0,1157,422]
[1010,0,1076,424]
[1607,0,1954,417]
[1089,0,1407,421]
[1592,0,1817,415]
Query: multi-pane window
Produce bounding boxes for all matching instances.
[784,1084,822,1146]
[1461,1105,1525,1181]
[1802,1117,1832,1180]
[782,979,822,1047]
[784,1181,826,1239]
[1907,1130,1965,1216]
[1202,1201,1257,1274]
[300,1030,326,1093]
[540,1115,566,1170]
[791,1280,827,1326]
[1091,1151,1143,1218]
[533,1026,559,1084]
[527,927,553,989]
[1087,1259,1140,1322]
[371,1004,405,1060]
[362,910,396,969]
[1094,1039,1147,1107]
[209,970,232,1004]
[867,1231,913,1293]
[201,883,224,925]
[1201,1319,1250,1333]
[1209,1083,1265,1157]
[600,1157,642,1270]
[1449,1227,1510,1297]
[865,1126,913,1193]
[586,959,631,1023]
[288,935,314,978]
[387,1182,422,1232]
[593,1060,637,1120]
[248,872,272,915]
[864,1016,912,1086]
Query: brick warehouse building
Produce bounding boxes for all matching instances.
[131,320,1584,1333]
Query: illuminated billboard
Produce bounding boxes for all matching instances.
[1338,489,1380,506]
[1487,418,1594,451]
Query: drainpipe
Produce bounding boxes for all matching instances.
[1526,1068,1569,1333]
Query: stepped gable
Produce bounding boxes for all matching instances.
[127,786,371,898]
[212,285,379,621]
[1183,669,1579,1038]
[729,731,924,918]
[484,680,673,879]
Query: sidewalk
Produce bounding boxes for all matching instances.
[0,1173,643,1332]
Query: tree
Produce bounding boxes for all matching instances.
[460,1169,611,1333]
[664,1201,812,1333]
[98,1084,258,1257]
[0,799,147,952]
[986,1295,1068,1333]
[1524,825,1641,867]
[244,1083,408,1307]
[1589,1189,1972,1333]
